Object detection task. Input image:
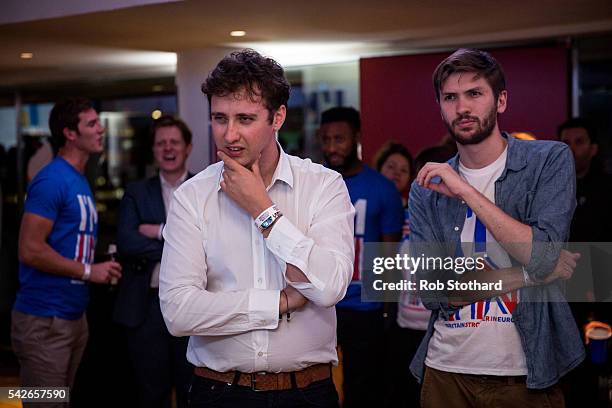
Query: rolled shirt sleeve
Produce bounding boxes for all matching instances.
[524,144,576,281]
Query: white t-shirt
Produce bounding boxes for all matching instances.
[426,147,527,376]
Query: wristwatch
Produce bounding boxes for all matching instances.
[255,205,282,233]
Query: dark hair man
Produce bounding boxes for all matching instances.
[558,117,612,243]
[12,97,122,397]
[159,49,355,408]
[408,49,584,406]
[114,115,193,408]
[319,107,404,407]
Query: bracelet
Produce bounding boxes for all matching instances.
[521,266,533,286]
[82,263,91,281]
[279,290,283,320]
[255,205,282,233]
[284,289,291,322]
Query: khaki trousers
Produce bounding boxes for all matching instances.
[421,366,565,408]
[11,310,88,408]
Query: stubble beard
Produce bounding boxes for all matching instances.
[445,104,498,146]
[325,144,359,174]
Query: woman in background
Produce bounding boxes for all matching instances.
[375,142,455,406]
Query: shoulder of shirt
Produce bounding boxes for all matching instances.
[174,161,224,195]
[30,157,73,184]
[284,153,342,181]
[509,137,570,159]
[360,165,398,191]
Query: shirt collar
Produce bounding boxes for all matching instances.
[160,170,188,189]
[270,142,294,189]
[502,132,528,172]
[217,142,294,191]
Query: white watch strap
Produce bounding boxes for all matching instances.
[82,263,91,281]
[254,204,282,232]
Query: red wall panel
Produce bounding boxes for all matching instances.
[359,46,569,164]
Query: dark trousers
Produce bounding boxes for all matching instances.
[384,323,425,407]
[336,308,384,408]
[188,376,339,408]
[125,292,192,408]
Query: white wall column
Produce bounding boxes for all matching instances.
[176,47,236,174]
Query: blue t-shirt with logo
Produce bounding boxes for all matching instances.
[337,165,403,311]
[14,157,97,320]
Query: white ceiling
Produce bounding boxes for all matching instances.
[1,0,611,87]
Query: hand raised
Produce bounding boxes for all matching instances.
[218,151,273,218]
[415,162,472,199]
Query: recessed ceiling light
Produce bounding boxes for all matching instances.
[152,85,164,92]
[20,52,33,59]
[230,30,246,37]
[151,110,162,120]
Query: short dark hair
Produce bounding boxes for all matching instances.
[201,49,290,123]
[374,142,414,175]
[151,115,192,145]
[433,48,506,103]
[320,107,361,133]
[557,117,597,144]
[49,97,94,148]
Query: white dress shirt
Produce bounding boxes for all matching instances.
[149,171,188,288]
[159,148,355,373]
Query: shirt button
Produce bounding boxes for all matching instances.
[257,278,262,284]
[454,226,459,231]
[258,352,263,357]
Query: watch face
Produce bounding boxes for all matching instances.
[261,217,273,228]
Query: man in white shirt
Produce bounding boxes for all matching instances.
[159,49,355,408]
[115,115,194,408]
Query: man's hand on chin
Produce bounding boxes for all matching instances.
[218,151,273,218]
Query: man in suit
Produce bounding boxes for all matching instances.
[114,115,193,408]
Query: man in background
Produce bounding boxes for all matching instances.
[319,107,403,407]
[12,97,122,405]
[558,117,612,243]
[114,115,193,408]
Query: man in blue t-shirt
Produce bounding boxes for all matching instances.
[12,97,122,392]
[319,107,403,407]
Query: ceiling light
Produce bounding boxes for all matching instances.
[230,30,246,37]
[20,52,33,59]
[151,110,162,120]
[231,42,388,67]
[152,85,164,92]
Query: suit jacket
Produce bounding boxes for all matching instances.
[113,173,191,328]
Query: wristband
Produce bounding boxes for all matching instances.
[82,263,91,281]
[255,205,282,233]
[279,290,286,321]
[521,266,532,286]
[285,289,291,322]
